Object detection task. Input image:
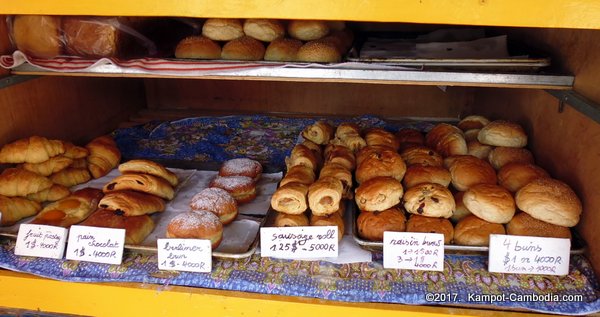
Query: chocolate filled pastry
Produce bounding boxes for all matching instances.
[190,187,238,225]
[402,183,454,218]
[302,121,334,145]
[507,212,571,239]
[21,156,73,176]
[307,176,343,216]
[457,115,490,131]
[270,182,308,214]
[274,212,309,227]
[301,139,323,158]
[218,158,263,183]
[80,208,155,245]
[454,214,505,246]
[165,210,222,249]
[340,134,368,152]
[99,190,166,217]
[280,165,316,187]
[286,144,319,172]
[0,195,42,226]
[355,176,403,212]
[103,173,175,200]
[310,212,344,241]
[355,147,406,184]
[50,168,92,188]
[319,163,353,199]
[402,165,451,189]
[406,214,454,244]
[324,144,356,171]
[478,120,527,148]
[497,163,549,193]
[357,207,407,241]
[364,128,400,151]
[209,175,257,204]
[26,184,70,202]
[119,159,179,187]
[400,145,444,167]
[0,136,65,164]
[30,188,104,228]
[488,147,534,170]
[515,178,582,227]
[463,184,515,224]
[444,155,497,191]
[0,168,53,197]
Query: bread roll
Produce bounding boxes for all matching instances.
[243,19,285,42]
[402,165,451,189]
[82,209,156,245]
[488,147,534,170]
[467,140,493,160]
[457,115,490,131]
[296,40,341,63]
[444,155,497,191]
[280,165,316,187]
[50,168,92,187]
[364,128,400,151]
[302,121,334,145]
[119,159,178,187]
[62,17,119,57]
[26,184,70,202]
[310,212,344,241]
[516,178,582,227]
[86,135,121,179]
[30,188,104,228]
[103,173,175,200]
[403,183,454,218]
[355,176,403,212]
[406,214,454,244]
[99,190,166,217]
[175,36,221,59]
[451,191,471,223]
[463,129,481,142]
[288,20,329,41]
[12,15,62,58]
[478,120,527,148]
[270,182,309,214]
[264,38,303,61]
[222,36,265,61]
[307,176,343,216]
[0,195,41,226]
[463,184,515,224]
[355,147,406,184]
[454,214,505,246]
[274,212,309,227]
[357,207,406,241]
[425,123,463,149]
[497,163,549,193]
[507,212,571,239]
[0,168,53,197]
[400,145,444,167]
[436,132,468,157]
[202,18,244,41]
[22,156,73,176]
[0,136,65,164]
[324,144,356,171]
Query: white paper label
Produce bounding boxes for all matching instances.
[383,232,445,271]
[157,239,212,273]
[65,225,125,265]
[14,224,68,259]
[260,226,338,259]
[488,234,570,276]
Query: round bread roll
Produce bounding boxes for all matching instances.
[190,187,238,225]
[296,40,341,63]
[425,123,463,149]
[264,38,302,61]
[488,146,534,170]
[463,129,481,142]
[396,128,425,146]
[357,207,406,241]
[515,178,582,227]
[221,36,265,61]
[364,128,400,151]
[406,214,454,244]
[320,30,353,53]
[288,20,330,41]
[326,21,346,31]
[444,155,497,191]
[457,115,490,131]
[462,184,515,224]
[243,19,285,42]
[400,145,444,167]
[175,36,221,59]
[454,214,505,246]
[274,212,309,227]
[403,183,454,218]
[355,176,403,212]
[202,18,244,41]
[436,132,468,157]
[467,140,493,160]
[478,120,527,148]
[166,211,223,249]
[310,212,344,241]
[356,145,391,167]
[355,147,406,184]
[12,15,62,58]
[497,163,549,193]
[507,212,571,239]
[402,165,451,189]
[451,191,471,223]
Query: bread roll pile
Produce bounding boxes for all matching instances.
[175,19,353,63]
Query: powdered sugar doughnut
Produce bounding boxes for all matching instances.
[219,158,263,182]
[190,187,238,225]
[165,210,223,249]
[209,175,257,204]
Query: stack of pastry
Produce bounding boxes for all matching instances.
[209,158,262,204]
[175,19,353,63]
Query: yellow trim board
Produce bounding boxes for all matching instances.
[1,0,600,29]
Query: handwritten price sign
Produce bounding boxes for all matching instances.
[65,225,125,265]
[260,226,338,259]
[14,224,68,259]
[383,232,445,271]
[157,239,212,273]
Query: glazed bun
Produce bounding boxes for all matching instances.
[507,212,571,239]
[402,183,454,218]
[221,36,265,61]
[396,128,425,146]
[243,19,285,42]
[355,176,403,212]
[402,165,451,189]
[166,211,223,249]
[497,163,549,193]
[463,129,481,142]
[175,36,221,59]
[457,115,490,131]
[454,214,505,246]
[296,40,341,63]
[467,140,493,160]
[425,123,467,157]
[202,18,244,41]
[515,178,582,227]
[462,184,515,224]
[355,147,406,184]
[357,207,406,241]
[488,147,534,170]
[364,128,400,151]
[406,215,454,244]
[288,20,330,41]
[444,155,497,191]
[478,120,527,148]
[400,145,444,167]
[264,38,302,61]
[451,191,471,223]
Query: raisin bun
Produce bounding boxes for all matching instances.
[402,183,454,218]
[355,176,403,212]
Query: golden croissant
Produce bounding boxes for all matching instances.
[0,168,53,197]
[86,135,121,179]
[0,195,42,226]
[0,136,65,164]
[21,155,73,176]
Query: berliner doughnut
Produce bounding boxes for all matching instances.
[462,184,515,224]
[166,211,223,249]
[402,165,451,189]
[478,120,528,147]
[264,38,302,61]
[357,207,406,241]
[175,36,221,59]
[402,183,454,218]
[497,163,549,193]
[488,146,534,170]
[507,212,571,239]
[243,19,285,42]
[221,36,265,61]
[454,214,505,246]
[202,18,244,41]
[406,214,454,244]
[444,155,497,191]
[515,178,582,227]
[209,175,257,204]
[219,158,263,182]
[288,20,330,41]
[190,187,238,225]
[355,176,403,212]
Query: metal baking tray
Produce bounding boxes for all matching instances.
[350,203,587,255]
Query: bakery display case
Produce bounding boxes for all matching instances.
[1,1,600,316]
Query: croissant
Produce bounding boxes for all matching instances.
[0,136,65,164]
[274,212,309,227]
[70,158,88,169]
[270,182,309,214]
[103,173,175,200]
[118,159,178,187]
[30,188,104,228]
[86,135,121,179]
[0,195,42,226]
[21,155,73,176]
[63,142,89,159]
[301,121,334,145]
[0,168,53,197]
[27,184,71,202]
[307,176,343,216]
[50,168,92,187]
